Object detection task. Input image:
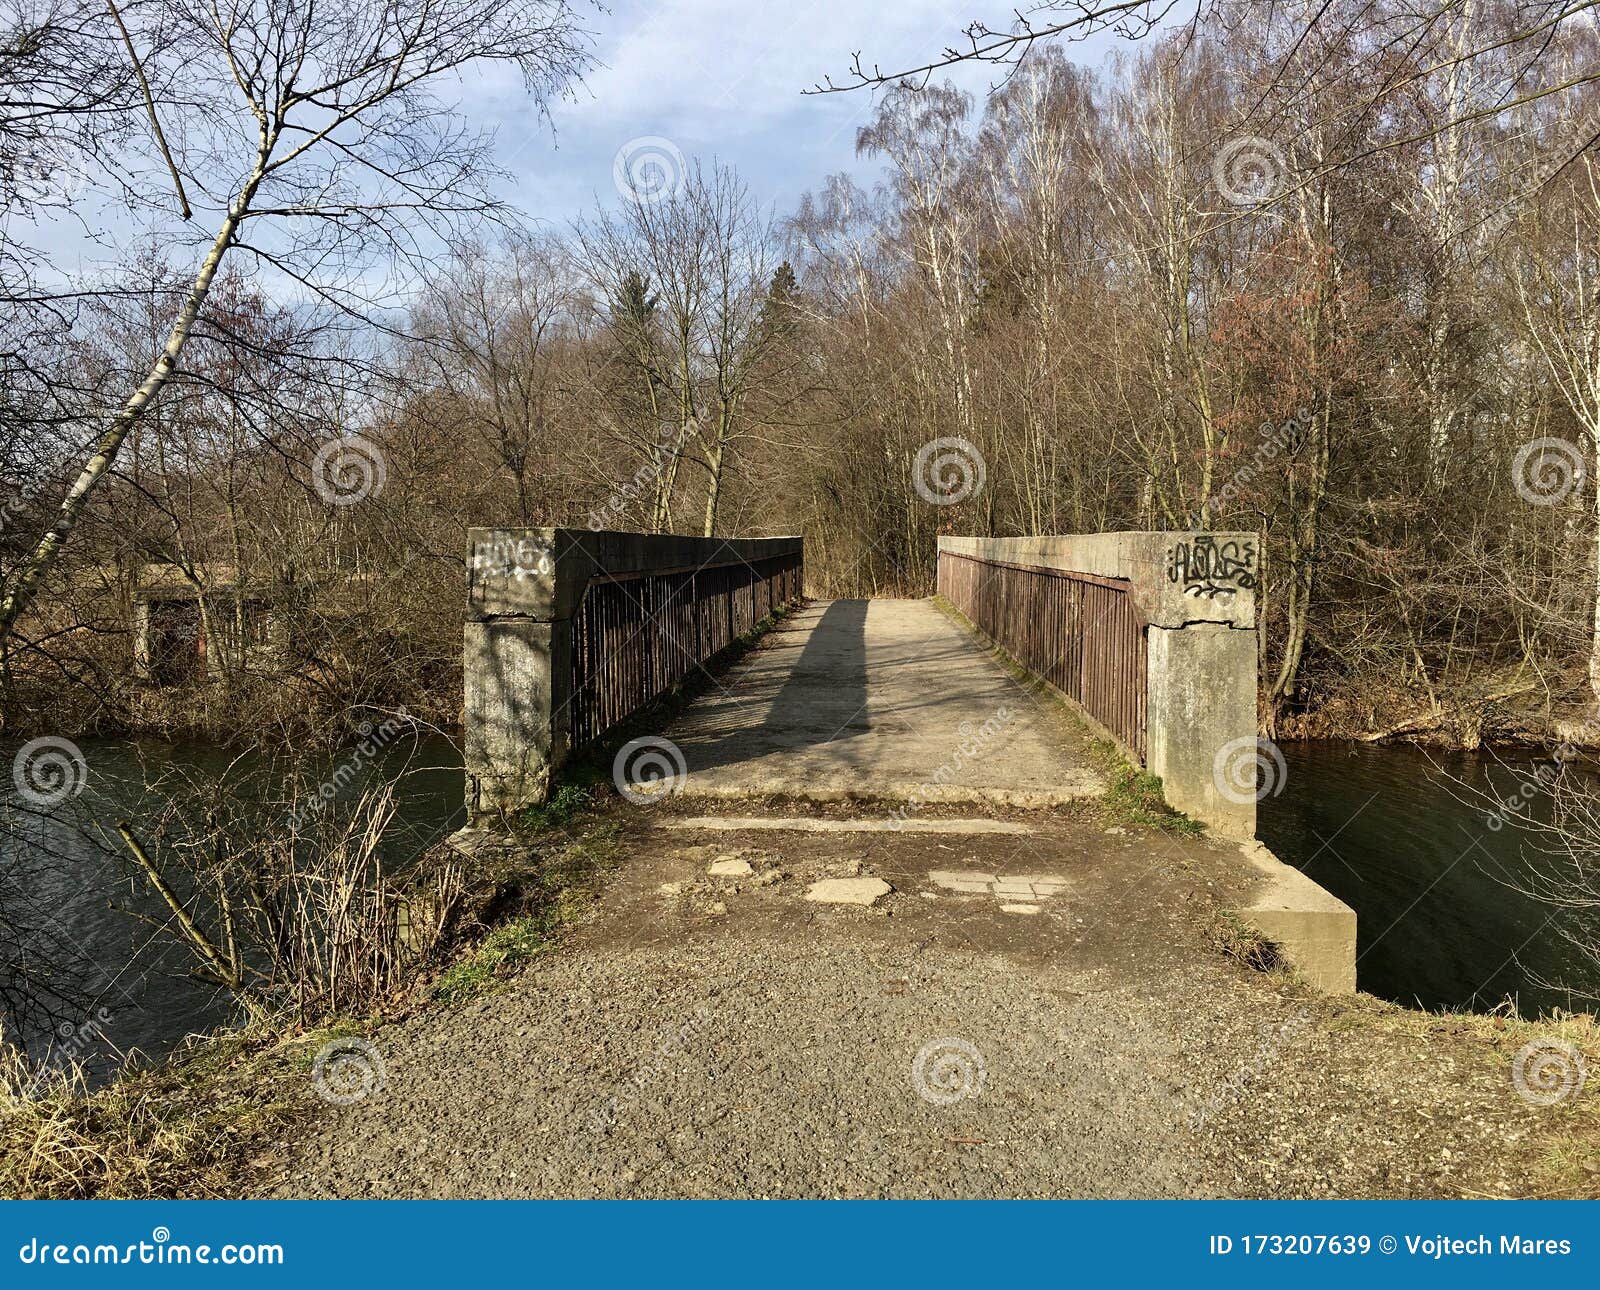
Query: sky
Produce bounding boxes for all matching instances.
[463,0,1142,229]
[10,0,1153,293]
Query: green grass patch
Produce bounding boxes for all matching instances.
[431,916,553,1003]
[518,781,596,833]
[431,821,626,1005]
[1093,741,1205,835]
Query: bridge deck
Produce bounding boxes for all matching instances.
[660,599,1103,805]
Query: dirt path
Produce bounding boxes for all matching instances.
[271,802,1555,1199]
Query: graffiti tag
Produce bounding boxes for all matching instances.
[1167,536,1257,599]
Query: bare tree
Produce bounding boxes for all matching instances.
[574,162,782,536]
[0,0,591,646]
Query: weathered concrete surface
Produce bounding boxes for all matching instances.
[660,600,1103,806]
[463,528,801,815]
[937,532,1259,837]
[937,531,1257,629]
[1236,842,1358,994]
[1146,623,1257,839]
[661,816,1036,836]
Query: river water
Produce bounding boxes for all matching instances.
[1259,740,1600,1016]
[0,734,465,1082]
[1,734,1595,1085]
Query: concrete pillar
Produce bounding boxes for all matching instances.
[463,616,573,815]
[463,530,571,817]
[132,599,152,681]
[462,527,804,817]
[1146,622,1257,838]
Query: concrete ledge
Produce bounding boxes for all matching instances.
[670,775,1104,808]
[936,531,1260,837]
[468,528,804,621]
[1234,841,1356,994]
[937,531,1257,629]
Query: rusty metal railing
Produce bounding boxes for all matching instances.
[937,549,1147,763]
[568,549,804,750]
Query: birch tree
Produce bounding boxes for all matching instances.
[0,0,590,646]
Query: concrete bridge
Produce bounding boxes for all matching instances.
[460,528,1354,992]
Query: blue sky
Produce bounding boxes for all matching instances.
[471,0,1139,228]
[12,0,1147,290]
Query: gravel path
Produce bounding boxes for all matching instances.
[271,809,1553,1199]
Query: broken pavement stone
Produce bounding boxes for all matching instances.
[804,877,892,907]
[708,857,755,877]
[928,870,997,887]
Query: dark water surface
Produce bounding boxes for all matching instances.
[1,733,465,1080]
[1260,740,1600,1017]
[5,731,1595,1083]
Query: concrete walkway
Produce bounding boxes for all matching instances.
[660,600,1102,806]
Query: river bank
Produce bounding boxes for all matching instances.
[5,792,1595,1201]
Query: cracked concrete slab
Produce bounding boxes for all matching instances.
[660,600,1103,807]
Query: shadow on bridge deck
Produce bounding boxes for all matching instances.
[661,598,1102,807]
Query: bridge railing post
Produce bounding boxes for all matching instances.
[937,531,1260,838]
[463,529,575,818]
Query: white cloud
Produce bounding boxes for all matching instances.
[480,0,1139,226]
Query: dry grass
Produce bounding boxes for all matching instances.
[0,1025,311,1199]
[1323,996,1600,1198]
[1208,910,1285,973]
